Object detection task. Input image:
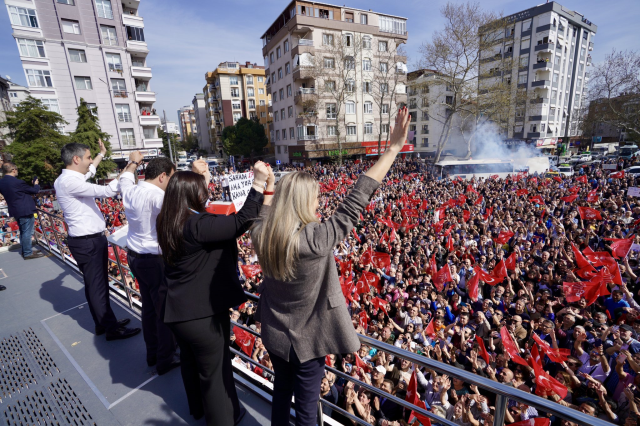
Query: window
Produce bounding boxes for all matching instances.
[326,103,336,119]
[347,125,357,135]
[345,79,355,92]
[233,112,241,122]
[345,11,354,23]
[363,81,371,93]
[116,104,131,122]
[111,78,126,96]
[230,88,240,97]
[379,41,388,52]
[247,87,255,97]
[66,49,88,63]
[278,68,282,79]
[361,14,368,25]
[282,129,287,140]
[274,113,278,122]
[380,83,388,93]
[519,56,529,67]
[277,146,281,154]
[280,109,285,120]
[284,40,289,52]
[381,123,389,134]
[230,76,238,85]
[290,128,295,139]
[126,26,145,42]
[276,130,280,141]
[363,59,371,71]
[258,76,264,83]
[422,124,429,134]
[322,33,334,46]
[269,52,274,63]
[57,0,74,4]
[41,98,60,113]
[120,129,135,146]
[422,138,429,147]
[271,72,276,83]
[96,0,113,19]
[364,123,373,134]
[323,58,335,69]
[259,100,266,106]
[143,128,155,139]
[345,57,355,70]
[379,16,406,35]
[518,74,527,84]
[8,6,38,28]
[326,125,336,136]
[380,62,388,73]
[363,101,372,114]
[344,34,353,47]
[346,101,355,114]
[232,102,241,109]
[382,104,389,114]
[106,52,122,71]
[422,111,429,120]
[285,62,290,75]
[288,106,293,117]
[276,46,281,59]
[279,88,284,100]
[17,39,45,58]
[363,36,371,49]
[26,69,52,87]
[325,80,336,91]
[522,19,532,32]
[248,99,256,109]
[62,19,81,34]
[101,25,117,45]
[258,88,265,95]
[246,76,254,85]
[287,84,292,97]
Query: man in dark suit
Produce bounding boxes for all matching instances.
[0,162,44,259]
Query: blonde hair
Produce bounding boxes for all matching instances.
[251,172,319,281]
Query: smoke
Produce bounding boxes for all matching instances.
[470,122,541,160]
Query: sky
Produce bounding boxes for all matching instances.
[1,0,639,126]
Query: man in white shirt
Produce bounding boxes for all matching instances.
[221,170,230,201]
[120,157,179,375]
[54,142,141,341]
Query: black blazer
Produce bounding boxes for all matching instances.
[163,188,263,323]
[0,175,39,218]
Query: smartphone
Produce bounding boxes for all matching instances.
[619,353,628,364]
[613,325,620,332]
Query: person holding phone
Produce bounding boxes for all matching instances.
[251,107,410,426]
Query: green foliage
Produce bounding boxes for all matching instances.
[69,99,116,179]
[0,96,68,183]
[180,133,198,152]
[159,127,179,161]
[221,117,268,159]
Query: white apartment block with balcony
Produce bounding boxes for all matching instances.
[479,2,596,144]
[261,1,408,165]
[192,93,210,152]
[4,0,161,158]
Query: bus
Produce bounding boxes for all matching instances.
[435,157,550,180]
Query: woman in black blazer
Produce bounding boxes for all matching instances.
[157,160,274,426]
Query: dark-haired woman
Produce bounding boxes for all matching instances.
[157,160,274,426]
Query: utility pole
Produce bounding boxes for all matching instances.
[163,109,174,162]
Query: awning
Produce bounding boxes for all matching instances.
[361,141,414,156]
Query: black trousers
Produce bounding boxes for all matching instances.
[168,313,240,426]
[270,345,325,426]
[67,234,118,332]
[127,253,177,370]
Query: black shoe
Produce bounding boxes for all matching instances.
[0,285,6,291]
[157,360,181,376]
[24,252,45,259]
[147,356,157,367]
[96,318,130,336]
[106,326,141,341]
[234,405,247,425]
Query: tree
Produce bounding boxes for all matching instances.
[0,96,68,183]
[68,99,116,179]
[181,133,198,152]
[588,49,640,140]
[159,127,179,161]
[221,117,268,160]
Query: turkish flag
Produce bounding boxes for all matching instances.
[406,370,432,426]
[529,195,545,205]
[516,189,529,196]
[584,250,615,267]
[605,236,634,259]
[610,170,625,179]
[490,174,499,180]
[482,207,493,221]
[571,242,592,269]
[563,278,610,306]
[577,206,602,220]
[561,194,578,203]
[420,199,428,210]
[429,255,438,277]
[425,318,437,338]
[360,249,372,266]
[355,276,370,295]
[352,228,361,243]
[433,264,452,292]
[509,418,550,426]
[553,176,563,183]
[241,264,262,279]
[340,259,353,277]
[325,355,333,367]
[341,278,355,300]
[504,252,517,270]
[233,326,256,357]
[587,189,599,203]
[500,326,529,367]
[473,260,507,286]
[568,186,580,194]
[530,346,568,399]
[466,184,478,194]
[463,210,471,222]
[372,252,391,270]
[354,352,371,373]
[443,225,455,237]
[475,335,491,366]
[467,271,480,301]
[574,264,598,280]
[531,332,570,363]
[372,297,388,314]
[433,220,445,233]
[474,195,484,206]
[390,228,397,243]
[362,271,381,292]
[359,310,369,330]
[402,209,419,218]
[494,231,514,245]
[530,177,538,184]
[446,235,454,252]
[577,175,588,184]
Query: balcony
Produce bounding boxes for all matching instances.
[126,40,148,54]
[113,90,128,99]
[533,61,552,70]
[108,63,124,74]
[530,97,549,104]
[117,112,132,122]
[143,138,162,148]
[513,132,524,138]
[297,134,319,141]
[294,88,316,105]
[131,66,152,79]
[531,80,550,88]
[528,132,542,138]
[534,42,554,52]
[139,115,161,126]
[536,23,555,33]
[589,41,594,51]
[528,115,547,122]
[123,14,144,27]
[292,65,314,81]
[134,91,156,103]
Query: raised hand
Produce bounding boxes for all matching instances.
[388,107,411,153]
[253,161,269,184]
[98,138,107,155]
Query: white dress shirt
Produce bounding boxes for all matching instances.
[54,169,122,237]
[120,175,164,255]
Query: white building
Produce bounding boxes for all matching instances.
[192,93,210,153]
[162,120,180,136]
[4,0,162,161]
[6,79,30,107]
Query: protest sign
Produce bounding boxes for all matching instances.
[628,187,640,197]
[229,171,254,211]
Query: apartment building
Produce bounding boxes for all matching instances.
[260,1,410,165]
[0,76,12,151]
[203,61,272,156]
[192,93,210,153]
[4,0,161,160]
[479,2,597,149]
[6,79,30,107]
[407,70,467,158]
[177,105,195,141]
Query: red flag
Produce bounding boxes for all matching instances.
[355,276,370,295]
[474,195,484,206]
[504,252,517,270]
[490,174,499,180]
[389,228,397,243]
[605,236,634,259]
[358,311,369,330]
[420,199,428,210]
[493,259,507,280]
[372,252,391,270]
[610,170,625,179]
[563,279,610,306]
[553,176,563,183]
[424,318,436,338]
[354,352,371,373]
[493,230,514,245]
[475,335,491,365]
[432,219,445,234]
[531,332,570,363]
[401,209,419,218]
[433,264,452,292]
[500,326,529,367]
[467,271,480,302]
[463,210,471,222]
[530,346,568,399]
[587,189,599,203]
[240,264,262,279]
[362,271,381,292]
[446,235,454,252]
[577,206,602,220]
[325,355,334,367]
[482,207,493,221]
[429,255,438,277]
[360,249,372,266]
[359,212,365,222]
[510,420,550,426]
[570,242,592,269]
[584,250,615,267]
[530,177,538,184]
[561,194,578,203]
[443,225,455,237]
[574,264,598,280]
[529,195,545,205]
[371,297,388,314]
[577,175,588,184]
[406,370,432,426]
[473,260,507,286]
[233,326,256,357]
[516,189,529,196]
[466,184,478,194]
[352,228,361,243]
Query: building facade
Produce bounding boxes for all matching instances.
[203,61,271,157]
[4,0,161,159]
[6,79,30,107]
[191,93,210,153]
[479,2,597,149]
[161,120,180,136]
[260,1,410,165]
[0,76,12,151]
[177,105,195,142]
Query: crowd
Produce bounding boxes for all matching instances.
[10,153,640,426]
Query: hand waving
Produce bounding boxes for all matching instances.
[388,107,411,153]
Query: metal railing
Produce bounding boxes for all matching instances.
[30,208,615,426]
